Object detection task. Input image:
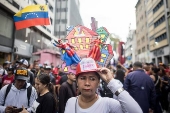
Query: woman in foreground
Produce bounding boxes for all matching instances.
[20,74,57,113]
[64,58,143,113]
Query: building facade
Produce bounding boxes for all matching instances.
[146,0,170,65]
[135,0,150,63]
[54,0,83,39]
[125,30,136,65]
[0,0,61,66]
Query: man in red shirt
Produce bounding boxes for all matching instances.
[2,67,14,87]
[52,67,61,96]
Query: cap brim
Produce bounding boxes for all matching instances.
[16,61,22,63]
[15,76,28,81]
[76,70,98,77]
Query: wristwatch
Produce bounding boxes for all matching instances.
[115,88,124,96]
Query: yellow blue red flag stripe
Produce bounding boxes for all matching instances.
[13,5,50,30]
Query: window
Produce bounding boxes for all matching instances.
[147,45,149,49]
[0,12,13,39]
[138,49,141,54]
[61,19,67,23]
[137,40,140,45]
[33,0,37,4]
[56,8,68,12]
[142,47,145,52]
[78,38,82,43]
[47,28,51,33]
[56,20,60,24]
[86,38,90,43]
[56,19,67,24]
[155,33,167,42]
[42,26,46,29]
[75,46,78,50]
[86,45,89,49]
[101,54,107,58]
[141,37,145,42]
[60,31,66,35]
[141,26,144,31]
[153,0,163,13]
[49,4,53,12]
[64,67,68,72]
[100,59,104,63]
[45,0,48,4]
[80,45,83,49]
[50,18,53,25]
[154,16,165,28]
[55,31,66,36]
[71,38,75,43]
[13,1,20,9]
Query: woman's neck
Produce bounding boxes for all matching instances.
[40,88,49,96]
[80,94,97,103]
[78,94,98,109]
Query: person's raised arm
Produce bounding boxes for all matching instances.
[118,62,129,76]
[97,68,143,113]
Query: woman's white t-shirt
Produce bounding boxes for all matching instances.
[64,96,124,113]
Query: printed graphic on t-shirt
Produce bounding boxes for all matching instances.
[3,80,11,84]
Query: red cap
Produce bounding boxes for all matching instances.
[52,68,59,75]
[76,58,99,76]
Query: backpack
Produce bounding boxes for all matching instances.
[3,84,32,106]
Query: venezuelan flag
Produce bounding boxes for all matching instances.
[13,5,50,30]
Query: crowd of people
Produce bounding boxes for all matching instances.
[0,58,169,113]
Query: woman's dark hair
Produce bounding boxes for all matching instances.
[115,69,125,84]
[37,74,58,111]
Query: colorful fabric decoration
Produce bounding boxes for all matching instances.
[118,42,125,64]
[13,5,50,30]
[96,27,109,43]
[52,40,81,66]
[66,25,98,57]
[88,37,103,61]
[98,44,114,67]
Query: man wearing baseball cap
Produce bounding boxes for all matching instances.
[64,58,142,113]
[16,59,35,85]
[0,69,37,113]
[44,65,56,85]
[59,70,77,113]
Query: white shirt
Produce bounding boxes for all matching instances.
[64,79,143,113]
[65,96,124,113]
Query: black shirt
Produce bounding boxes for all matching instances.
[59,82,76,113]
[59,75,68,85]
[32,92,56,113]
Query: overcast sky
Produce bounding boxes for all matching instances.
[79,0,138,41]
